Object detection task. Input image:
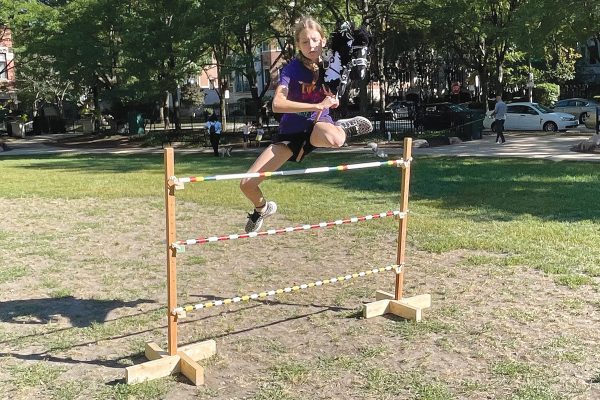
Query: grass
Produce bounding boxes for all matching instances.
[0,266,29,284]
[2,153,599,284]
[7,361,65,389]
[492,360,535,378]
[1,151,599,399]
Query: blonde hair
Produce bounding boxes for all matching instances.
[293,16,325,76]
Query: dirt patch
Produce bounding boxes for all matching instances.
[0,198,599,399]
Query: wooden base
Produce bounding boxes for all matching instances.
[363,291,431,321]
[125,340,217,385]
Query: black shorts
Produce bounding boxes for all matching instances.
[277,129,316,162]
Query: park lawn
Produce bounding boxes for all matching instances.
[0,151,599,400]
[2,152,598,282]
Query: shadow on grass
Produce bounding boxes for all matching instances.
[0,296,156,327]
[0,298,352,372]
[4,152,600,221]
[292,154,600,222]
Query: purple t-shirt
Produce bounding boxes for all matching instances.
[278,58,332,135]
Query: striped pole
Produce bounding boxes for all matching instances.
[173,264,401,315]
[174,210,405,248]
[173,158,410,184]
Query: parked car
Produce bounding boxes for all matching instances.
[386,100,412,120]
[551,98,600,124]
[584,108,599,130]
[422,102,484,130]
[484,102,578,132]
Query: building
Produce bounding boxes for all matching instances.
[0,25,17,108]
[194,40,284,111]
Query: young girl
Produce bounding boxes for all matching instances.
[240,16,373,233]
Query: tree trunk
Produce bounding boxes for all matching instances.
[173,86,181,131]
[93,85,100,133]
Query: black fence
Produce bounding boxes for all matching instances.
[1,106,485,147]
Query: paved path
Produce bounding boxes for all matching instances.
[411,132,600,162]
[1,131,599,162]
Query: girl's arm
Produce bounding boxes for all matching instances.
[272,85,338,114]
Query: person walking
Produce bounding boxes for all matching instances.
[239,16,373,233]
[491,95,507,144]
[241,122,250,149]
[206,114,222,156]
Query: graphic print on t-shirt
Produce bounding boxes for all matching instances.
[299,80,317,95]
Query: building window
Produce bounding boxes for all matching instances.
[0,53,7,79]
[261,42,270,52]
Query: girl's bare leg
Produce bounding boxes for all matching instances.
[240,143,292,208]
[310,122,346,147]
[241,121,346,208]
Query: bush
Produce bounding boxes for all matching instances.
[533,83,560,106]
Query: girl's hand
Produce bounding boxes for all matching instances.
[320,88,339,109]
[323,87,335,97]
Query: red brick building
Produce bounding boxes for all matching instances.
[0,25,17,107]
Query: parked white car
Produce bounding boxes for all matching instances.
[484,102,578,132]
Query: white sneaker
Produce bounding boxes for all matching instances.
[244,201,277,233]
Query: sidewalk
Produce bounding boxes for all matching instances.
[1,131,599,162]
[410,132,600,162]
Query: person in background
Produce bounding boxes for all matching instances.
[206,114,222,156]
[491,95,507,144]
[254,123,264,147]
[241,122,250,149]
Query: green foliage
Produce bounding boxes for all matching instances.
[180,83,205,107]
[7,0,600,116]
[533,83,560,106]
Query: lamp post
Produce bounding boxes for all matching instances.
[224,89,230,132]
[527,72,534,103]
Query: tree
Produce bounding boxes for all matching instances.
[226,0,279,120]
[2,1,67,115]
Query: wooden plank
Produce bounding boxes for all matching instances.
[164,148,178,356]
[178,351,205,386]
[395,137,412,300]
[179,340,217,362]
[363,299,390,319]
[375,290,394,301]
[364,294,431,321]
[125,355,180,384]
[389,300,420,321]
[145,342,167,361]
[399,294,431,310]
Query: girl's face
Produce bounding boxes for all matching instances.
[297,28,326,62]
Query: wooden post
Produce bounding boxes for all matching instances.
[125,148,217,385]
[363,137,431,321]
[164,147,178,356]
[395,137,412,300]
